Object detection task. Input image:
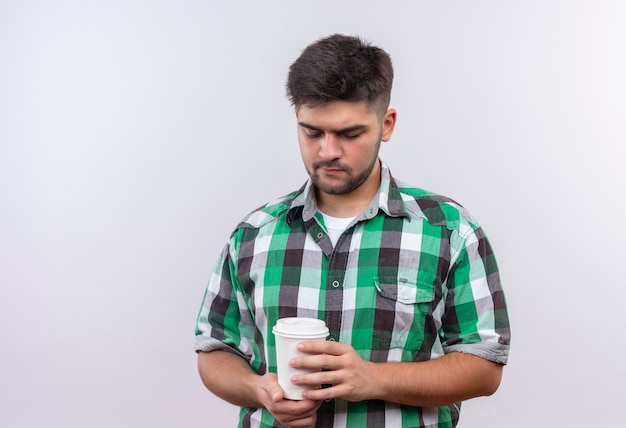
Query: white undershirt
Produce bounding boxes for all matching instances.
[320,212,356,246]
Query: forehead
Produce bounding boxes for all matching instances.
[296,100,378,127]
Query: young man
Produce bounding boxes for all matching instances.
[195,34,510,428]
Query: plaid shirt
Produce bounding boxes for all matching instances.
[195,162,510,428]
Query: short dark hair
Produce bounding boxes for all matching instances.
[286,34,393,112]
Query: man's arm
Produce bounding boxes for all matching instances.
[290,341,502,407]
[197,350,264,408]
[197,350,323,427]
[374,351,502,407]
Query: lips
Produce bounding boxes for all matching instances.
[314,161,348,174]
[320,167,344,174]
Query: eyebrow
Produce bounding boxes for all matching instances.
[298,122,368,134]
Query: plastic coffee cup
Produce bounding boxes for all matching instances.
[272,317,329,400]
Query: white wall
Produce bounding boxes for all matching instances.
[1,1,624,426]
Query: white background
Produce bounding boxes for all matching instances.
[1,1,624,427]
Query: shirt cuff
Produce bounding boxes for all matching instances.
[445,342,510,365]
[194,336,249,361]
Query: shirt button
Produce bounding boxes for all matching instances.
[329,337,336,341]
[317,232,323,239]
[332,280,340,288]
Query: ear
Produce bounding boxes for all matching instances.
[381,108,397,142]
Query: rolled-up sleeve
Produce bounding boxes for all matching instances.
[195,241,251,361]
[440,224,511,365]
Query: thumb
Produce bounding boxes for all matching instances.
[261,373,284,403]
[268,383,284,402]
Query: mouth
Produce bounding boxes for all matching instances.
[314,162,348,175]
[320,167,344,173]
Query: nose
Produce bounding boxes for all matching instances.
[319,133,341,160]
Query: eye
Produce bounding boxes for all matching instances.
[305,132,323,140]
[342,132,363,140]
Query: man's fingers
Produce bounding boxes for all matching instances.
[296,339,346,355]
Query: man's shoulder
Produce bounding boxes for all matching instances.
[394,180,479,231]
[235,188,303,231]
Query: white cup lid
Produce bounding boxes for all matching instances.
[272,317,329,338]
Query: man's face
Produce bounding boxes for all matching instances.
[296,100,396,197]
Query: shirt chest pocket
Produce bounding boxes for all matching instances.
[374,276,434,304]
[370,276,437,356]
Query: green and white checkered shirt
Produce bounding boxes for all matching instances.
[195,162,510,428]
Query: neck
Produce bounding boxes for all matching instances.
[316,161,381,218]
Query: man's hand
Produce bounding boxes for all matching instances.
[255,372,323,428]
[288,340,376,402]
[198,351,322,428]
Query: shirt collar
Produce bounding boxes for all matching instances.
[286,161,409,224]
